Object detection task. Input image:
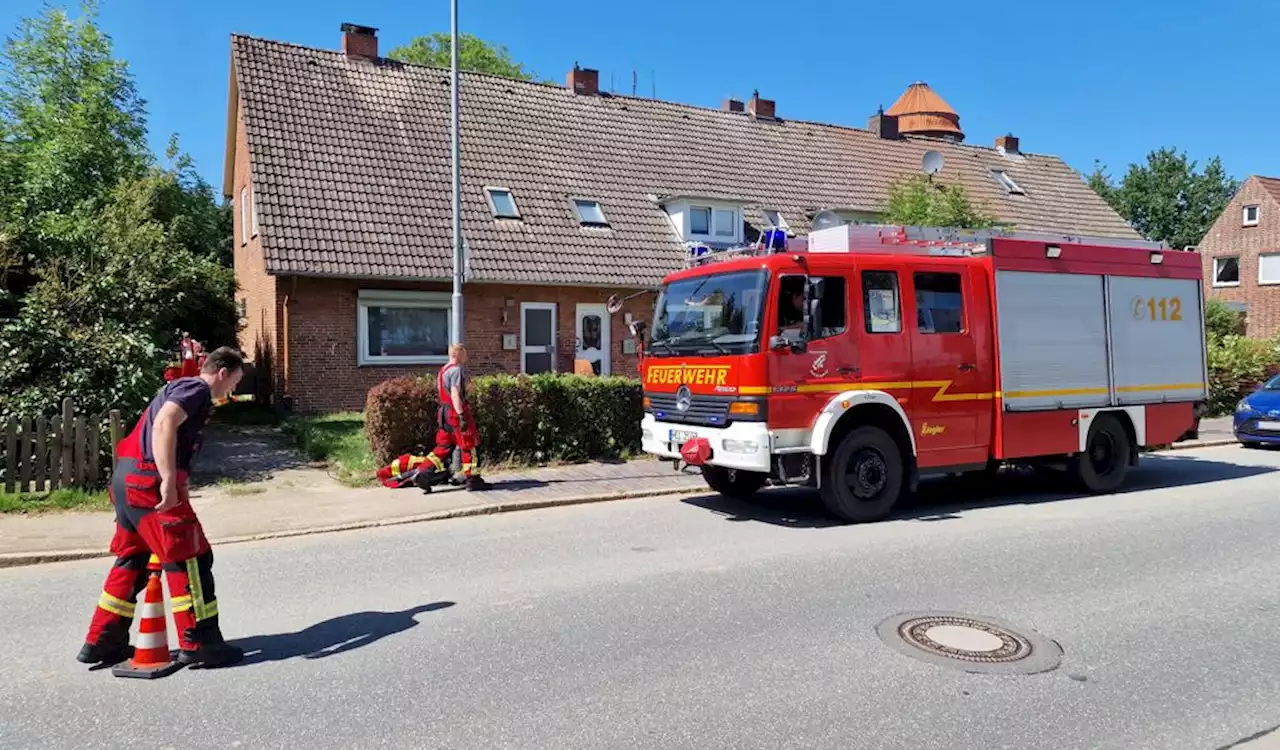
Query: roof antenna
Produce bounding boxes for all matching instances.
[631,68,637,97]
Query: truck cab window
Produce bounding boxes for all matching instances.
[862,271,902,333]
[775,275,846,340]
[914,272,965,334]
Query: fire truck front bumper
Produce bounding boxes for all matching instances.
[641,415,772,473]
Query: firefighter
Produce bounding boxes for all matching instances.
[416,343,487,492]
[179,332,200,378]
[78,347,246,668]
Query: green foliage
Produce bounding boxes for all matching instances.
[282,412,376,487]
[0,1,238,422]
[1087,147,1239,250]
[0,487,110,514]
[363,373,643,467]
[1206,334,1280,416]
[387,32,536,80]
[883,174,1001,229]
[1203,297,1245,344]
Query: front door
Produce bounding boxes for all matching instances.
[521,302,557,374]
[905,264,992,468]
[575,304,610,376]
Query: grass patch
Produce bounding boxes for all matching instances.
[216,478,266,496]
[0,487,111,514]
[282,412,377,488]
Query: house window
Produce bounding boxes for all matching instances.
[862,270,901,334]
[690,207,711,235]
[485,187,520,219]
[762,209,789,230]
[1213,256,1240,287]
[239,187,248,245]
[1258,254,1280,286]
[991,170,1025,195]
[1243,204,1260,227]
[572,198,608,226]
[913,272,965,334]
[356,290,452,366]
[250,184,259,237]
[712,208,735,237]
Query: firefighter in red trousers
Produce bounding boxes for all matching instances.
[416,343,487,492]
[78,347,246,669]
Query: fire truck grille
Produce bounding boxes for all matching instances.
[648,393,733,427]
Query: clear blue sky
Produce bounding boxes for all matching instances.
[4,0,1276,194]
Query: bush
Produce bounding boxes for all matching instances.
[1206,334,1280,415]
[364,373,643,467]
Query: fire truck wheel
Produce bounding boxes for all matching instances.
[821,425,904,523]
[702,466,767,500]
[1074,414,1131,493]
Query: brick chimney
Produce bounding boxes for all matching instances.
[341,22,378,60]
[747,90,775,120]
[995,133,1020,154]
[567,63,599,96]
[867,107,899,139]
[722,98,745,113]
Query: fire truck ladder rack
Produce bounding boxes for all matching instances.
[684,223,1167,268]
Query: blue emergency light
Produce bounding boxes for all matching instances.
[761,228,787,251]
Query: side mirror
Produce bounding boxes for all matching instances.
[628,319,647,340]
[806,299,824,340]
[807,277,826,301]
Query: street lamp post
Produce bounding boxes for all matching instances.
[449,0,464,346]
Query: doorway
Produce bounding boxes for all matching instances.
[575,303,610,376]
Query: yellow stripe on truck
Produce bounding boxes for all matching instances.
[732,381,1206,401]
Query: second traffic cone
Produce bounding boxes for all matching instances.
[112,555,182,679]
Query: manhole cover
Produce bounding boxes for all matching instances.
[876,611,1063,675]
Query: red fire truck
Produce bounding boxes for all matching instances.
[634,223,1207,523]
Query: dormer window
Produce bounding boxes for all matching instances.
[572,198,609,227]
[688,206,738,238]
[1244,204,1260,227]
[484,187,520,219]
[660,196,747,245]
[991,170,1025,195]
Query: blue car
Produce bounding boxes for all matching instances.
[1234,374,1280,447]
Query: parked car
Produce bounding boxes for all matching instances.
[1233,375,1280,448]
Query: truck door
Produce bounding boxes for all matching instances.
[905,262,995,468]
[766,271,856,447]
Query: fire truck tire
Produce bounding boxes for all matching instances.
[820,426,904,523]
[1073,414,1131,493]
[701,466,767,499]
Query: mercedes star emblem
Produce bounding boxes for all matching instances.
[675,385,692,412]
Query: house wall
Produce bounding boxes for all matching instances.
[230,103,282,397]
[1200,177,1280,338]
[279,278,653,412]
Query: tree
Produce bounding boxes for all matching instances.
[387,33,536,80]
[883,174,1001,229]
[0,1,238,420]
[1087,147,1239,251]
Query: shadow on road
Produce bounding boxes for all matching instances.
[224,601,455,666]
[683,452,1276,528]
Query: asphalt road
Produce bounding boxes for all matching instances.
[2,444,1279,750]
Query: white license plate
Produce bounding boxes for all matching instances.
[669,429,697,444]
[1258,421,1280,431]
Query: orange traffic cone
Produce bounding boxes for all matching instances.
[112,555,182,679]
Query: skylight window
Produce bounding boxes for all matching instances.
[991,170,1025,195]
[485,187,520,219]
[762,209,789,230]
[573,198,608,226]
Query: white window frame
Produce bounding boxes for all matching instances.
[1243,204,1260,227]
[250,183,259,237]
[762,209,789,230]
[484,186,521,219]
[571,197,609,227]
[520,301,558,374]
[1212,256,1241,288]
[991,170,1025,195]
[1258,253,1280,286]
[239,186,248,245]
[356,289,453,367]
[688,204,741,242]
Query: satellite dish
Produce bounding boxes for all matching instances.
[811,210,845,231]
[922,150,945,176]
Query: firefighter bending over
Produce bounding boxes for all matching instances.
[79,347,246,668]
[416,343,487,492]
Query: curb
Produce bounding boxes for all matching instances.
[0,483,710,570]
[1155,438,1238,451]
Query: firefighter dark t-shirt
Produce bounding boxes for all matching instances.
[138,377,212,471]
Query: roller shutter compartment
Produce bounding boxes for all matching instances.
[1107,276,1208,404]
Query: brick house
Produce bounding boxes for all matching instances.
[1199,175,1280,337]
[223,24,1141,412]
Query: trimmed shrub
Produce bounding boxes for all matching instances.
[364,372,643,467]
[1206,334,1280,416]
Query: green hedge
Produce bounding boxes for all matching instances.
[364,373,643,466]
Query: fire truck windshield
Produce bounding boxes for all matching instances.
[649,270,767,356]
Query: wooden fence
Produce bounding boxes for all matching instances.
[2,399,122,495]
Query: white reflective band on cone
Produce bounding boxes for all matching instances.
[137,601,165,619]
[135,631,168,649]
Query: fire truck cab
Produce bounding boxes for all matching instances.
[637,223,1207,523]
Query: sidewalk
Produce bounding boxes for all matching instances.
[0,417,1238,567]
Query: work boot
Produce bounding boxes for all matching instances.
[465,475,488,492]
[177,641,244,668]
[76,640,134,666]
[413,471,435,494]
